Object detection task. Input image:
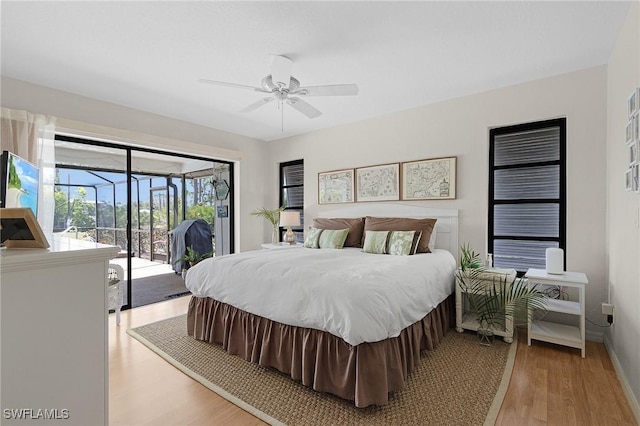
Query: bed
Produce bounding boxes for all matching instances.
[185,205,459,407]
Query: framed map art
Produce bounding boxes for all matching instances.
[356,163,400,202]
[318,169,354,204]
[402,156,457,200]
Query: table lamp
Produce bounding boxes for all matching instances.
[279,211,300,245]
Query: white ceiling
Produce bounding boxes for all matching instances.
[1,1,631,142]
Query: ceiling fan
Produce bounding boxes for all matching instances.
[199,55,359,119]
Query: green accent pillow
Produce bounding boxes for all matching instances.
[318,228,349,249]
[388,230,418,256]
[304,227,324,248]
[363,230,390,254]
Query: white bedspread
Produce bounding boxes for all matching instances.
[185,248,456,346]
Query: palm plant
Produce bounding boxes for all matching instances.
[250,206,284,226]
[456,244,547,345]
[175,245,214,267]
[460,242,483,269]
[251,204,286,244]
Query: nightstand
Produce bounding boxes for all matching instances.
[455,267,517,343]
[261,242,303,249]
[525,268,588,358]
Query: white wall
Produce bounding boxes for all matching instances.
[606,1,640,418]
[268,66,609,341]
[1,77,269,251]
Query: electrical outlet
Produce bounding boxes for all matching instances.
[603,303,615,324]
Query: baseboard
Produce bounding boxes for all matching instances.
[604,334,640,424]
[586,329,604,343]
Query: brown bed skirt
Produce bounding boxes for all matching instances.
[187,295,453,408]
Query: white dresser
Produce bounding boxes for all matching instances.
[1,237,119,425]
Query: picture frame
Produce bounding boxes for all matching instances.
[628,88,639,118]
[627,120,634,144]
[401,156,457,200]
[216,205,228,218]
[633,112,640,142]
[0,207,50,248]
[355,163,400,202]
[633,164,640,192]
[318,168,354,204]
[626,168,633,191]
[629,140,639,164]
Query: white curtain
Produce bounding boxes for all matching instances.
[1,107,57,238]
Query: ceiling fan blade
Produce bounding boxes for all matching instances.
[198,78,270,93]
[286,97,322,119]
[269,55,292,90]
[240,97,275,113]
[294,84,359,97]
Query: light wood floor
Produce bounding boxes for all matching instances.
[109,296,637,426]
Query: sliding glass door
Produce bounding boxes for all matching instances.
[54,135,233,310]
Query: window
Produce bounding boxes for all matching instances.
[488,118,566,274]
[279,159,304,242]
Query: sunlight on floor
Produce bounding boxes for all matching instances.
[109,256,175,280]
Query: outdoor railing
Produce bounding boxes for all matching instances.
[55,226,214,262]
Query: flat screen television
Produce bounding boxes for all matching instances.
[0,150,39,217]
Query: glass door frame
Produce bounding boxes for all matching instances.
[149,183,178,263]
[54,134,235,310]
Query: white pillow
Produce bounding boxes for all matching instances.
[428,228,437,251]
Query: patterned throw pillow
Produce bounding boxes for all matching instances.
[304,227,324,248]
[364,217,436,253]
[318,229,349,249]
[312,217,365,248]
[388,230,417,256]
[362,230,390,254]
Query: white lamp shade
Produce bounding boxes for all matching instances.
[279,211,300,227]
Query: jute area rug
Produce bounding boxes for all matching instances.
[127,315,517,426]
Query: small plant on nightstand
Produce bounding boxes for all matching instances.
[460,242,483,269]
[251,204,286,244]
[456,243,547,345]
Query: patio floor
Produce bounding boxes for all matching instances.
[110,257,190,308]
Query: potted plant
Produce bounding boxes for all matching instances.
[175,245,214,269]
[251,205,285,244]
[455,243,547,345]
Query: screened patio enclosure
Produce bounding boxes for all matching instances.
[54,138,233,308]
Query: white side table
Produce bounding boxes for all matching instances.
[261,242,304,249]
[455,267,517,343]
[525,268,588,358]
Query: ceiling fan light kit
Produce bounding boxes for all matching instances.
[199,55,359,126]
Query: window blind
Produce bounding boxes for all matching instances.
[279,160,304,242]
[489,119,566,274]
